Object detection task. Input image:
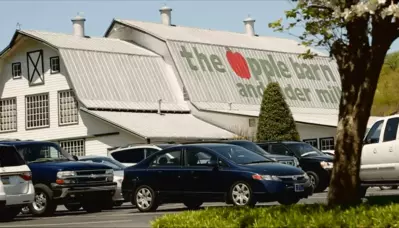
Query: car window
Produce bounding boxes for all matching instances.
[82,158,125,170]
[228,141,270,155]
[0,146,25,167]
[184,148,217,167]
[383,118,399,142]
[208,145,272,165]
[146,148,160,157]
[111,148,145,163]
[150,150,182,167]
[285,143,324,157]
[270,144,289,155]
[365,120,384,144]
[15,143,68,163]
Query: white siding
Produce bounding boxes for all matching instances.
[0,38,144,155]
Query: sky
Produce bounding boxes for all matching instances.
[1,0,399,54]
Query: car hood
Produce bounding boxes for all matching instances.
[239,163,304,176]
[301,155,333,162]
[265,154,294,161]
[28,160,112,171]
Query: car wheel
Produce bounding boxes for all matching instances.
[229,181,256,207]
[278,197,301,205]
[0,208,21,222]
[306,171,321,192]
[64,203,81,211]
[29,184,57,217]
[134,185,158,212]
[183,199,203,210]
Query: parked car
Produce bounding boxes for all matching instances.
[78,156,126,207]
[257,141,333,192]
[0,144,35,221]
[0,140,117,216]
[122,143,313,212]
[182,140,300,167]
[359,114,399,196]
[108,144,176,167]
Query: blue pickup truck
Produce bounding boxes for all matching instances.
[0,140,116,216]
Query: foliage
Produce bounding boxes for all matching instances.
[256,82,300,141]
[152,200,399,228]
[372,51,399,116]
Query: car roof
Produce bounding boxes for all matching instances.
[257,141,302,144]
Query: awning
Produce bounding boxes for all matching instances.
[81,108,236,140]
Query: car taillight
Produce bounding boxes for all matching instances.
[19,172,32,181]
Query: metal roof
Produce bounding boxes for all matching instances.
[11,30,189,112]
[81,108,236,140]
[113,19,327,56]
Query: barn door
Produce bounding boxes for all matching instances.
[27,50,44,85]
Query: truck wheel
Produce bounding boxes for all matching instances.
[29,184,57,217]
[134,185,159,212]
[64,203,81,211]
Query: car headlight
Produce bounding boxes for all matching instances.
[252,174,281,181]
[320,161,333,169]
[57,171,76,179]
[293,157,300,167]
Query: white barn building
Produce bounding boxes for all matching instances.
[0,8,381,156]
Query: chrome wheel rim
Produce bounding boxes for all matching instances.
[309,175,316,188]
[136,188,152,210]
[232,183,250,206]
[32,192,47,211]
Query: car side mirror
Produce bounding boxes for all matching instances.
[72,155,78,161]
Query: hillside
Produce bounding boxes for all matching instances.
[371,52,399,116]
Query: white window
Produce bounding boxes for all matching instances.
[25,93,49,129]
[58,90,78,125]
[12,62,22,78]
[0,97,17,132]
[60,139,85,157]
[303,139,318,148]
[320,137,335,150]
[50,56,60,74]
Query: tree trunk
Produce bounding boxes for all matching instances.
[327,18,394,206]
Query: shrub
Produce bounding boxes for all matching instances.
[152,202,399,228]
[256,82,300,141]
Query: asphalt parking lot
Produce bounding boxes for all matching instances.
[1,188,398,228]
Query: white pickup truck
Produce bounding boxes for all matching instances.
[360,114,399,196]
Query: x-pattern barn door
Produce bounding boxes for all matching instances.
[27,50,44,85]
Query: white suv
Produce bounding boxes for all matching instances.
[108,144,174,167]
[0,144,35,221]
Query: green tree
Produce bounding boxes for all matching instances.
[256,82,300,141]
[269,0,399,206]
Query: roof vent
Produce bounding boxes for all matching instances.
[71,12,86,37]
[159,5,172,26]
[243,16,255,36]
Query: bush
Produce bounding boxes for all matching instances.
[151,202,399,228]
[256,82,300,141]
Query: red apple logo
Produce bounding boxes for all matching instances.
[225,49,251,79]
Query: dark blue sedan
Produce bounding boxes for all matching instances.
[122,143,313,212]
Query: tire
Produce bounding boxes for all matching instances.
[229,181,256,207]
[134,185,159,212]
[64,203,81,211]
[183,199,203,210]
[29,184,57,217]
[306,171,322,192]
[278,197,301,205]
[0,208,21,222]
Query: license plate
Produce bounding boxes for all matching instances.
[2,177,10,185]
[294,184,304,192]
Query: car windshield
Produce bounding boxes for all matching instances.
[228,141,270,157]
[285,143,325,157]
[15,143,73,163]
[209,145,273,165]
[80,157,126,171]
